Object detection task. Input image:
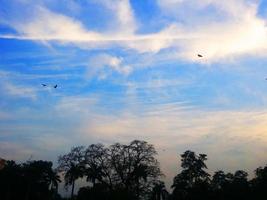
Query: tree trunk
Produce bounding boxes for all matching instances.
[71,179,75,200]
[25,182,31,200]
[136,179,140,200]
[5,181,11,200]
[156,191,161,200]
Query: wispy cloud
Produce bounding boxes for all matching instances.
[2,82,37,100]
[0,141,36,161]
[55,95,98,116]
[86,54,132,79]
[1,0,267,190]
[96,0,137,35]
[55,99,267,187]
[1,88,267,186]
[1,1,267,62]
[0,70,76,80]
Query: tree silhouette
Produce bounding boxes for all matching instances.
[110,140,162,199]
[81,140,162,200]
[21,160,60,200]
[150,181,169,200]
[0,160,22,200]
[171,150,210,200]
[77,184,110,200]
[251,165,267,199]
[2,142,267,200]
[212,170,227,190]
[84,143,112,188]
[58,146,85,199]
[0,160,61,200]
[211,170,228,199]
[47,169,61,191]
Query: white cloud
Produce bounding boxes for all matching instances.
[96,0,137,35]
[156,0,267,61]
[10,6,103,42]
[3,82,37,100]
[87,54,132,79]
[1,1,267,62]
[157,0,257,18]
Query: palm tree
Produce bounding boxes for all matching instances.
[85,165,99,187]
[64,163,84,200]
[48,170,61,192]
[58,146,86,200]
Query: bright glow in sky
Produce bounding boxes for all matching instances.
[1,0,267,190]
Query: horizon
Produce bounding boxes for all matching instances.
[1,0,267,196]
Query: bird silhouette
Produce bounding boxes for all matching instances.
[198,54,203,57]
[54,85,58,88]
[41,84,47,87]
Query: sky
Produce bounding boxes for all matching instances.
[1,0,267,193]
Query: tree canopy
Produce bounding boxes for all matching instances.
[1,140,267,200]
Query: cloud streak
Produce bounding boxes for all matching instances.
[55,97,267,187]
[2,82,37,100]
[1,1,266,62]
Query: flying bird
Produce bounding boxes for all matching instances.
[54,85,58,88]
[198,54,203,58]
[41,84,47,87]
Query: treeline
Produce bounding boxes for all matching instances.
[0,160,61,200]
[0,140,267,200]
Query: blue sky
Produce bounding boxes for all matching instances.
[1,0,267,192]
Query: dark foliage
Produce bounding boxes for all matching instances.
[0,160,61,200]
[1,141,267,200]
[171,151,210,200]
[60,140,163,200]
[58,146,85,199]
